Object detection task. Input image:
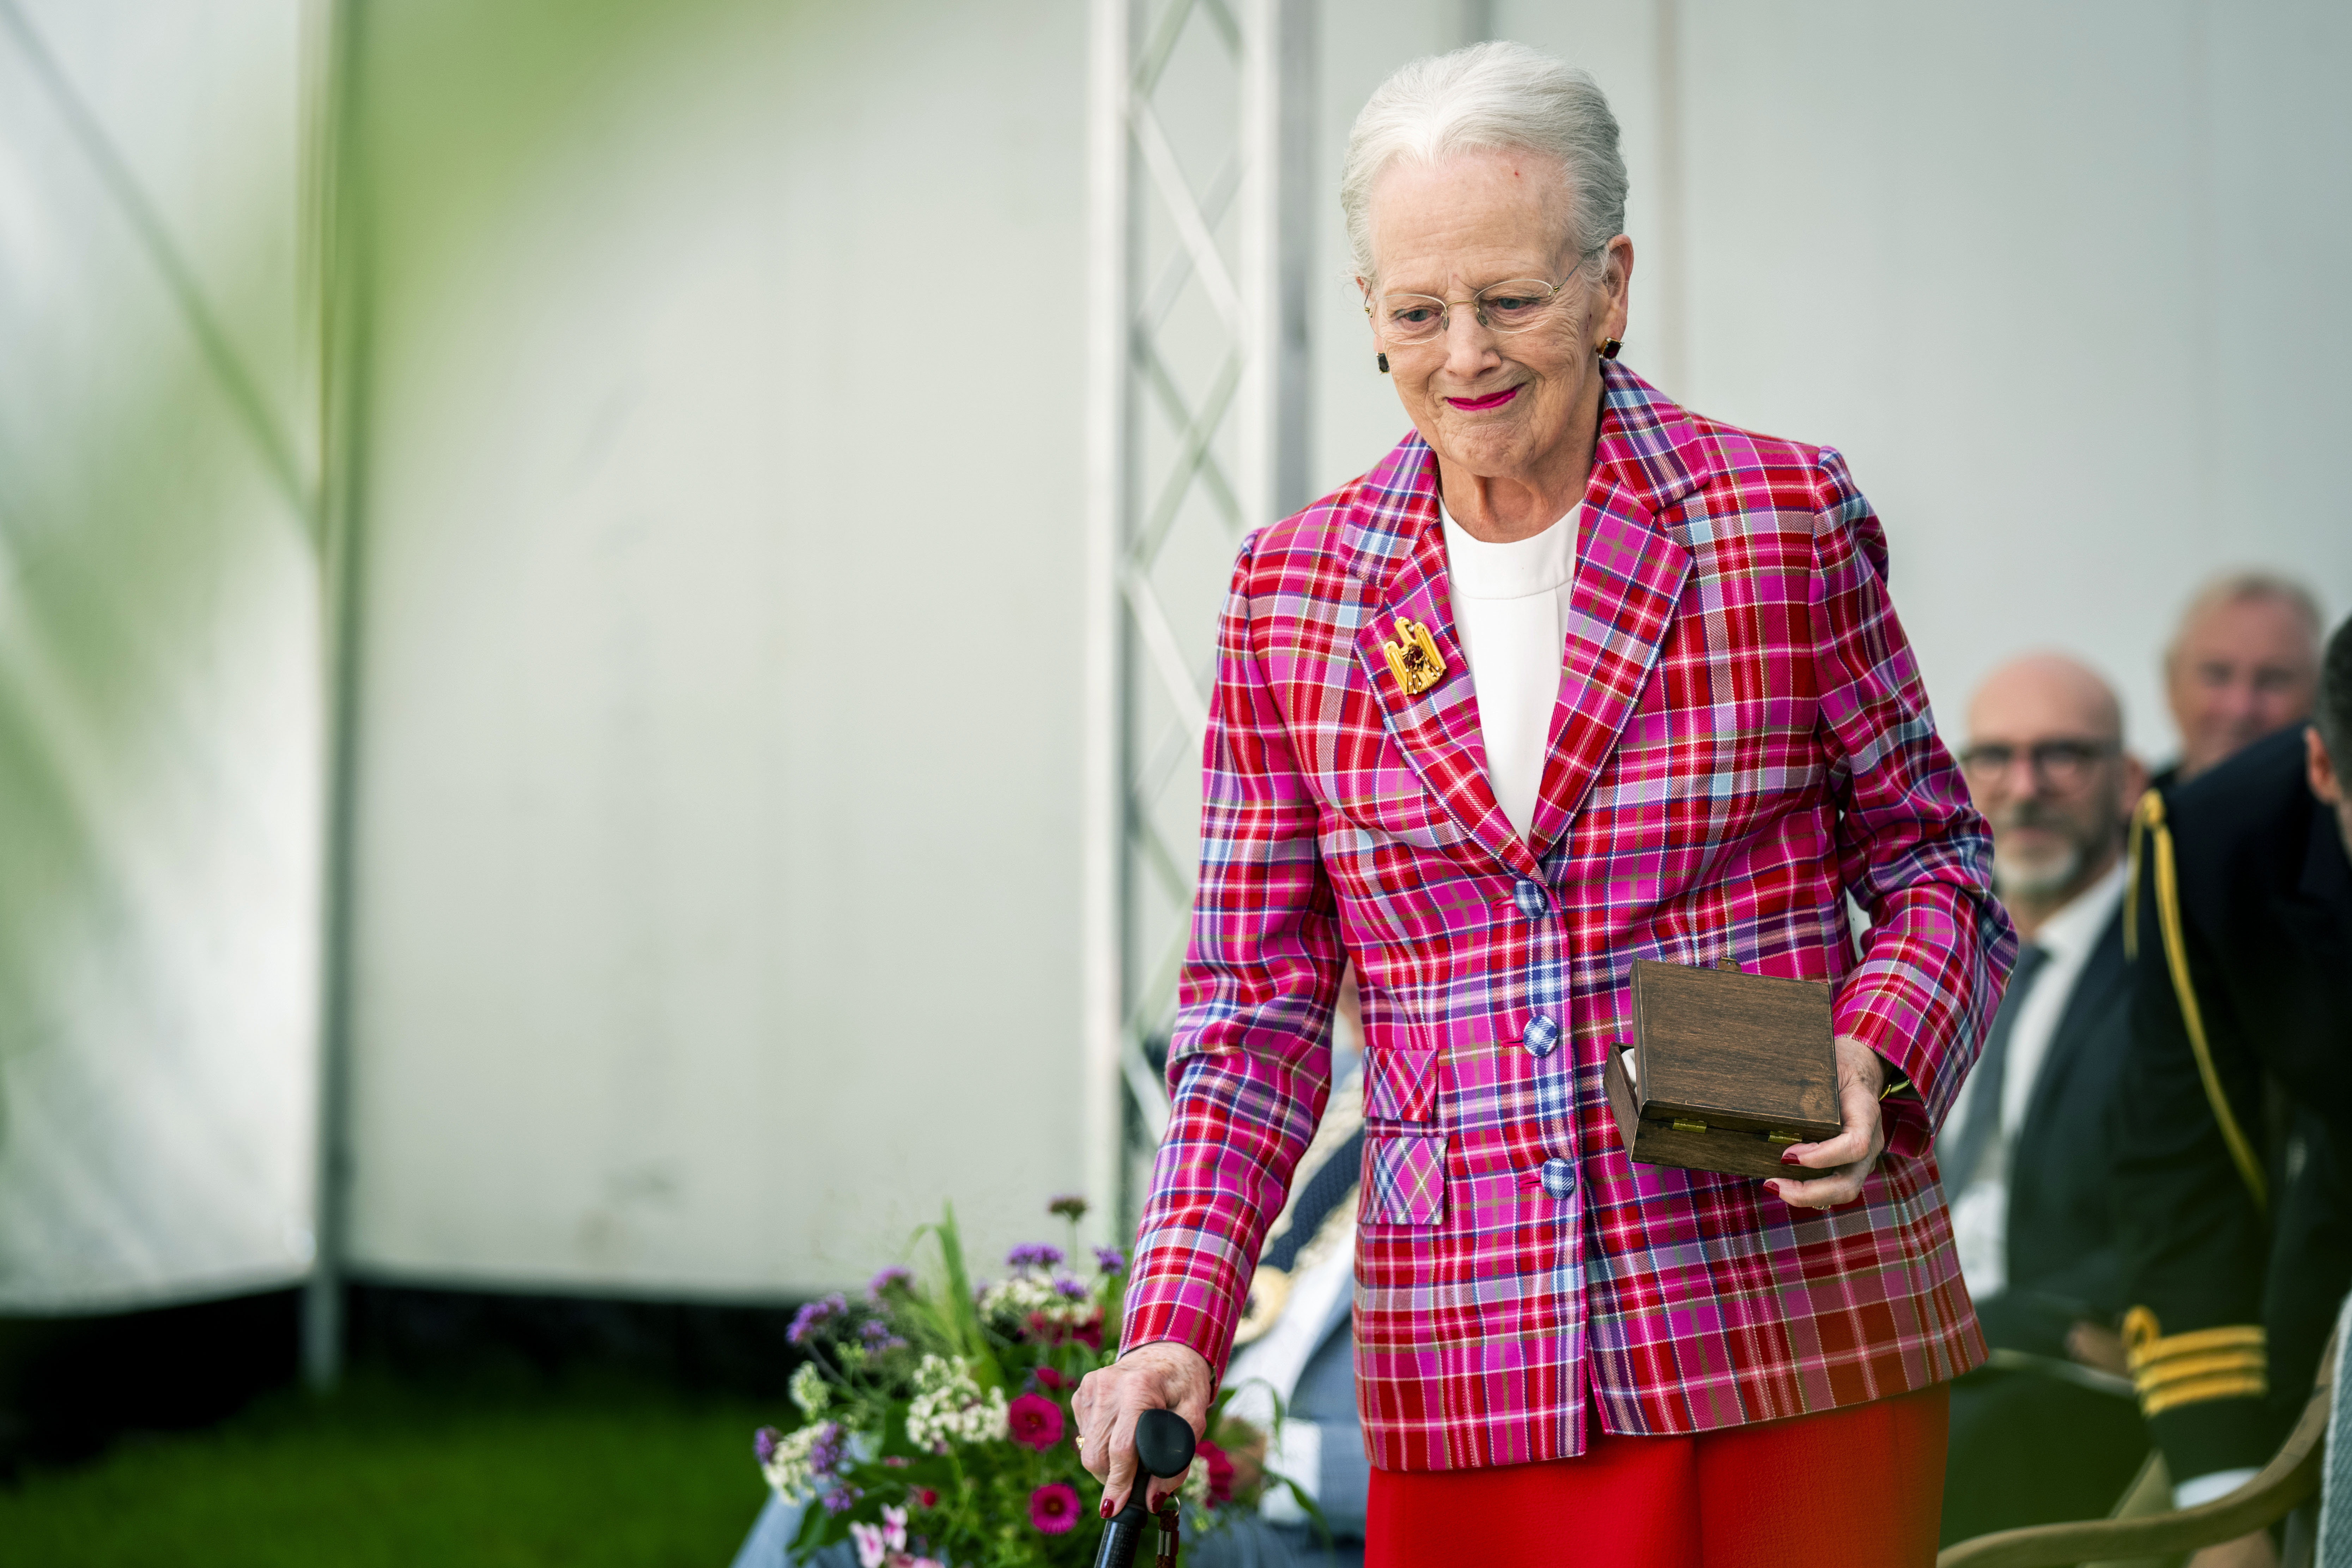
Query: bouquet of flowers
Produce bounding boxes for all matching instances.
[756,1197,1301,1567]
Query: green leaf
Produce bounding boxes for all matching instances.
[876,1398,922,1460]
[1266,1469,1332,1547]
[786,1496,831,1560]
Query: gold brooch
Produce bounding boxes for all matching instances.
[1381,616,1446,697]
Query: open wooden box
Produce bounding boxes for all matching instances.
[1602,959,1842,1181]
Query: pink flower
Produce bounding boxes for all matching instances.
[850,1522,886,1568]
[1033,1366,1069,1392]
[1029,1482,1081,1535]
[1006,1392,1066,1451]
[911,1487,940,1510]
[880,1505,907,1551]
[1198,1437,1235,1506]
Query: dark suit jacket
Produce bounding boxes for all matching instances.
[2114,726,2352,1479]
[1985,903,2134,1357]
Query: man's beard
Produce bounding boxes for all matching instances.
[1993,839,2085,901]
[1990,799,2101,901]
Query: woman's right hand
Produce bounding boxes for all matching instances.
[1073,1340,1214,1518]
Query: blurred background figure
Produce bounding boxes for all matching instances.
[2112,613,2352,1568]
[2161,573,2324,784]
[1940,654,2148,1545]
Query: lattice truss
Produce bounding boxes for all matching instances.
[1090,0,1311,1226]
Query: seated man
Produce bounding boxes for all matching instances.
[1938,653,2151,1544]
[2159,571,2324,785]
[2115,612,2352,1568]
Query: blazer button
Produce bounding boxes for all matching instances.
[1540,1157,1577,1199]
[1513,879,1551,918]
[1522,1015,1560,1057]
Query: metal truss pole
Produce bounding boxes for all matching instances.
[1084,0,1314,1247]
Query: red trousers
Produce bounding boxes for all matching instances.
[1364,1383,1950,1568]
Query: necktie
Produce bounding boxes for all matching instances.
[1940,943,2049,1195]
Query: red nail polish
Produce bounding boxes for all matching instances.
[1099,1499,1114,1519]
[1779,1149,1802,1165]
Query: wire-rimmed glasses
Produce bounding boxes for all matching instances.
[1366,264,1584,346]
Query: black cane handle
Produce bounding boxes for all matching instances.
[1091,1410,1196,1568]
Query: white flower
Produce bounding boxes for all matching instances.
[977,1274,1099,1329]
[850,1521,887,1568]
[881,1505,908,1551]
[789,1362,831,1417]
[904,1354,1011,1450]
[758,1423,828,1499]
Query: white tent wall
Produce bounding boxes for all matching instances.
[0,0,323,1312]
[339,1,1096,1300]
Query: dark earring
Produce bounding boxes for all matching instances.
[1599,338,1621,361]
[1376,352,1390,374]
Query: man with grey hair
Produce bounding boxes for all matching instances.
[2162,571,2323,782]
[1940,653,2150,1543]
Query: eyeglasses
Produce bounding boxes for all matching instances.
[1366,260,1589,346]
[1957,738,2122,789]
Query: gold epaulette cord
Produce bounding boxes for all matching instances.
[2123,1306,2268,1417]
[2123,788,2268,1210]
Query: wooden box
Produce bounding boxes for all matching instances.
[1602,960,1842,1181]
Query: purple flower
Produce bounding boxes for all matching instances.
[1093,1246,1126,1274]
[807,1421,848,1477]
[822,1485,861,1514]
[867,1265,913,1298]
[1029,1482,1081,1534]
[1053,1276,1090,1301]
[788,1292,850,1345]
[859,1319,905,1350]
[1007,1242,1065,1271]
[1047,1194,1089,1220]
[753,1426,782,1465]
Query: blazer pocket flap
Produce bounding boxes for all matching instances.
[1364,1047,1439,1124]
[1363,1133,1447,1226]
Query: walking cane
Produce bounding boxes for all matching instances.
[1092,1407,1196,1568]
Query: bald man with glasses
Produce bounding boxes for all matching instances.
[1939,652,2152,1545]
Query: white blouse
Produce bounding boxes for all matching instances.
[1439,500,1580,845]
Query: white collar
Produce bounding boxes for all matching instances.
[1437,500,1577,600]
[2023,857,2128,962]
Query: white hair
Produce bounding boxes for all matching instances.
[1341,41,1628,284]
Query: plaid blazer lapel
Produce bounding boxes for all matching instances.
[1345,440,1538,878]
[1526,365,1709,855]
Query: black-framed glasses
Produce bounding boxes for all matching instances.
[1958,738,2122,789]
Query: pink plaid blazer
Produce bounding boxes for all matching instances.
[1122,363,2014,1472]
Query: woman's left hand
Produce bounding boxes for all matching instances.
[1767,1036,1887,1209]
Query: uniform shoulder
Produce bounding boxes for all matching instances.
[2162,726,2318,906]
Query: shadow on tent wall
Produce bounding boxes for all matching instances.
[0,1283,810,1476]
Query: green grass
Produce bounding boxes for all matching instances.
[0,1370,777,1567]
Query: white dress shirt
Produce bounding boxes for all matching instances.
[1947,859,2128,1299]
[1439,501,1579,844]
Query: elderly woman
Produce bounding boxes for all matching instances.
[1075,41,2011,1568]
